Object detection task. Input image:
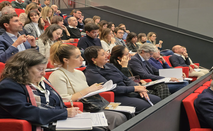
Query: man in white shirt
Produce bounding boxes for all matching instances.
[67,17,81,38]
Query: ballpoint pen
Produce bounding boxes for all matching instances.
[96,82,104,86]
[70,99,73,107]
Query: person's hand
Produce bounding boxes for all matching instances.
[86,83,103,93]
[12,35,27,47]
[126,30,130,34]
[159,40,163,45]
[140,80,147,85]
[69,38,74,43]
[56,10,61,14]
[183,52,188,58]
[158,56,165,63]
[140,92,149,100]
[182,73,186,79]
[170,77,179,82]
[134,86,148,93]
[78,17,83,23]
[61,25,68,31]
[111,37,115,44]
[189,66,194,73]
[117,55,129,68]
[67,107,80,117]
[40,18,45,27]
[26,35,36,46]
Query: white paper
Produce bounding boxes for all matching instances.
[108,106,135,113]
[81,80,116,99]
[91,112,108,127]
[159,68,183,80]
[194,69,201,72]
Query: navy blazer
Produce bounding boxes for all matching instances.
[0,78,67,126]
[84,63,136,95]
[0,32,36,63]
[194,88,213,129]
[128,53,164,80]
[169,54,190,67]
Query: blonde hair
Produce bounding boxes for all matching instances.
[41,6,53,21]
[147,32,156,45]
[25,2,38,15]
[50,41,78,67]
[100,28,111,44]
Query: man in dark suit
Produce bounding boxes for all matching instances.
[67,17,81,38]
[129,43,188,93]
[64,9,84,29]
[0,14,38,63]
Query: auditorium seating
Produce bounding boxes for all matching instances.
[182,93,212,131]
[0,119,32,131]
[15,9,25,16]
[194,85,209,94]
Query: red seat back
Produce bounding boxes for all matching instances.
[44,71,52,79]
[194,86,208,94]
[0,62,5,76]
[99,91,114,102]
[163,56,172,67]
[15,9,25,16]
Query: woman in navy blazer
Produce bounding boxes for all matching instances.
[84,46,161,115]
[0,49,80,131]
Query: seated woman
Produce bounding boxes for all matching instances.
[0,49,80,131]
[84,46,161,114]
[126,32,139,52]
[48,42,127,130]
[110,45,170,99]
[37,24,62,59]
[100,28,116,53]
[41,6,53,27]
[24,10,44,39]
[136,33,147,46]
[107,22,115,32]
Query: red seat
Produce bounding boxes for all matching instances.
[190,128,212,131]
[73,39,79,43]
[47,62,54,69]
[63,15,67,19]
[0,119,32,131]
[203,80,212,87]
[15,8,25,16]
[44,71,52,79]
[64,102,84,112]
[76,67,86,71]
[64,43,78,47]
[99,91,114,102]
[0,62,5,76]
[182,93,212,131]
[194,86,208,94]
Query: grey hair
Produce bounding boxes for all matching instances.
[137,43,158,54]
[2,6,14,15]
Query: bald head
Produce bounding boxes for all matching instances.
[2,6,15,15]
[68,17,78,27]
[172,45,183,54]
[51,5,58,12]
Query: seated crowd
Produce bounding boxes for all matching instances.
[0,1,210,131]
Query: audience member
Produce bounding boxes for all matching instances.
[93,15,100,25]
[77,23,101,50]
[84,46,161,114]
[0,1,11,17]
[136,33,146,46]
[170,45,206,79]
[0,14,37,63]
[0,49,80,131]
[84,18,94,25]
[128,43,188,93]
[24,10,44,38]
[11,0,27,9]
[51,5,62,17]
[67,17,81,38]
[41,6,53,27]
[194,78,213,129]
[114,27,127,47]
[98,20,108,37]
[107,22,115,32]
[100,28,116,52]
[118,23,130,40]
[64,9,84,29]
[41,0,51,8]
[126,32,139,52]
[110,45,171,99]
[51,15,74,43]
[48,42,127,130]
[37,24,62,59]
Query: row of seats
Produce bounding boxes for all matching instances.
[182,79,212,131]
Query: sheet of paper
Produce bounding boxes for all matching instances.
[159,68,183,80]
[194,69,201,72]
[91,112,108,127]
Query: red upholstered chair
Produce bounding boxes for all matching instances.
[75,67,86,71]
[64,43,78,47]
[182,93,212,131]
[203,80,212,87]
[73,39,79,43]
[0,119,32,131]
[99,91,114,102]
[47,62,55,69]
[163,56,172,67]
[63,15,67,19]
[143,79,152,82]
[194,86,208,94]
[64,102,84,112]
[0,62,5,76]
[190,128,212,131]
[15,9,25,16]
[44,71,53,79]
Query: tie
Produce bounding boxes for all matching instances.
[121,40,125,46]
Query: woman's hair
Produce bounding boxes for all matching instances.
[93,15,100,22]
[51,15,63,24]
[147,32,156,45]
[25,10,44,30]
[100,28,111,43]
[84,46,103,65]
[137,33,146,43]
[107,22,114,30]
[110,45,126,69]
[0,1,11,11]
[41,6,53,21]
[25,2,38,14]
[126,32,137,43]
[0,49,47,85]
[38,24,62,45]
[98,20,108,38]
[49,41,77,66]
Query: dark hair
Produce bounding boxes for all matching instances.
[38,24,62,45]
[137,33,146,43]
[126,32,137,43]
[25,10,44,30]
[0,1,11,11]
[51,15,63,24]
[50,41,78,66]
[114,27,124,34]
[107,22,114,29]
[0,13,18,30]
[69,9,80,15]
[110,45,126,69]
[84,23,99,32]
[0,49,47,85]
[84,46,103,65]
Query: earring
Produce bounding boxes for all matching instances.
[94,61,97,66]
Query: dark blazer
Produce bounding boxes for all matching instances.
[194,88,213,129]
[126,42,139,52]
[128,53,164,80]
[11,1,26,9]
[67,26,81,38]
[77,35,101,50]
[84,63,136,95]
[169,54,190,67]
[0,78,67,126]
[24,22,44,38]
[0,32,36,63]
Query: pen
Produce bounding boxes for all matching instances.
[96,82,104,86]
[70,99,73,107]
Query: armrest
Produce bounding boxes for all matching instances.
[0,119,32,131]
[64,102,83,112]
[99,91,114,102]
[175,66,189,78]
[143,79,152,82]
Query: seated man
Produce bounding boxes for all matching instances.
[41,0,51,7]
[67,17,81,38]
[0,14,37,63]
[77,23,101,50]
[64,9,84,29]
[51,5,63,17]
[194,79,213,129]
[11,0,27,9]
[118,23,130,40]
[114,27,127,47]
[170,45,205,79]
[129,43,188,94]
